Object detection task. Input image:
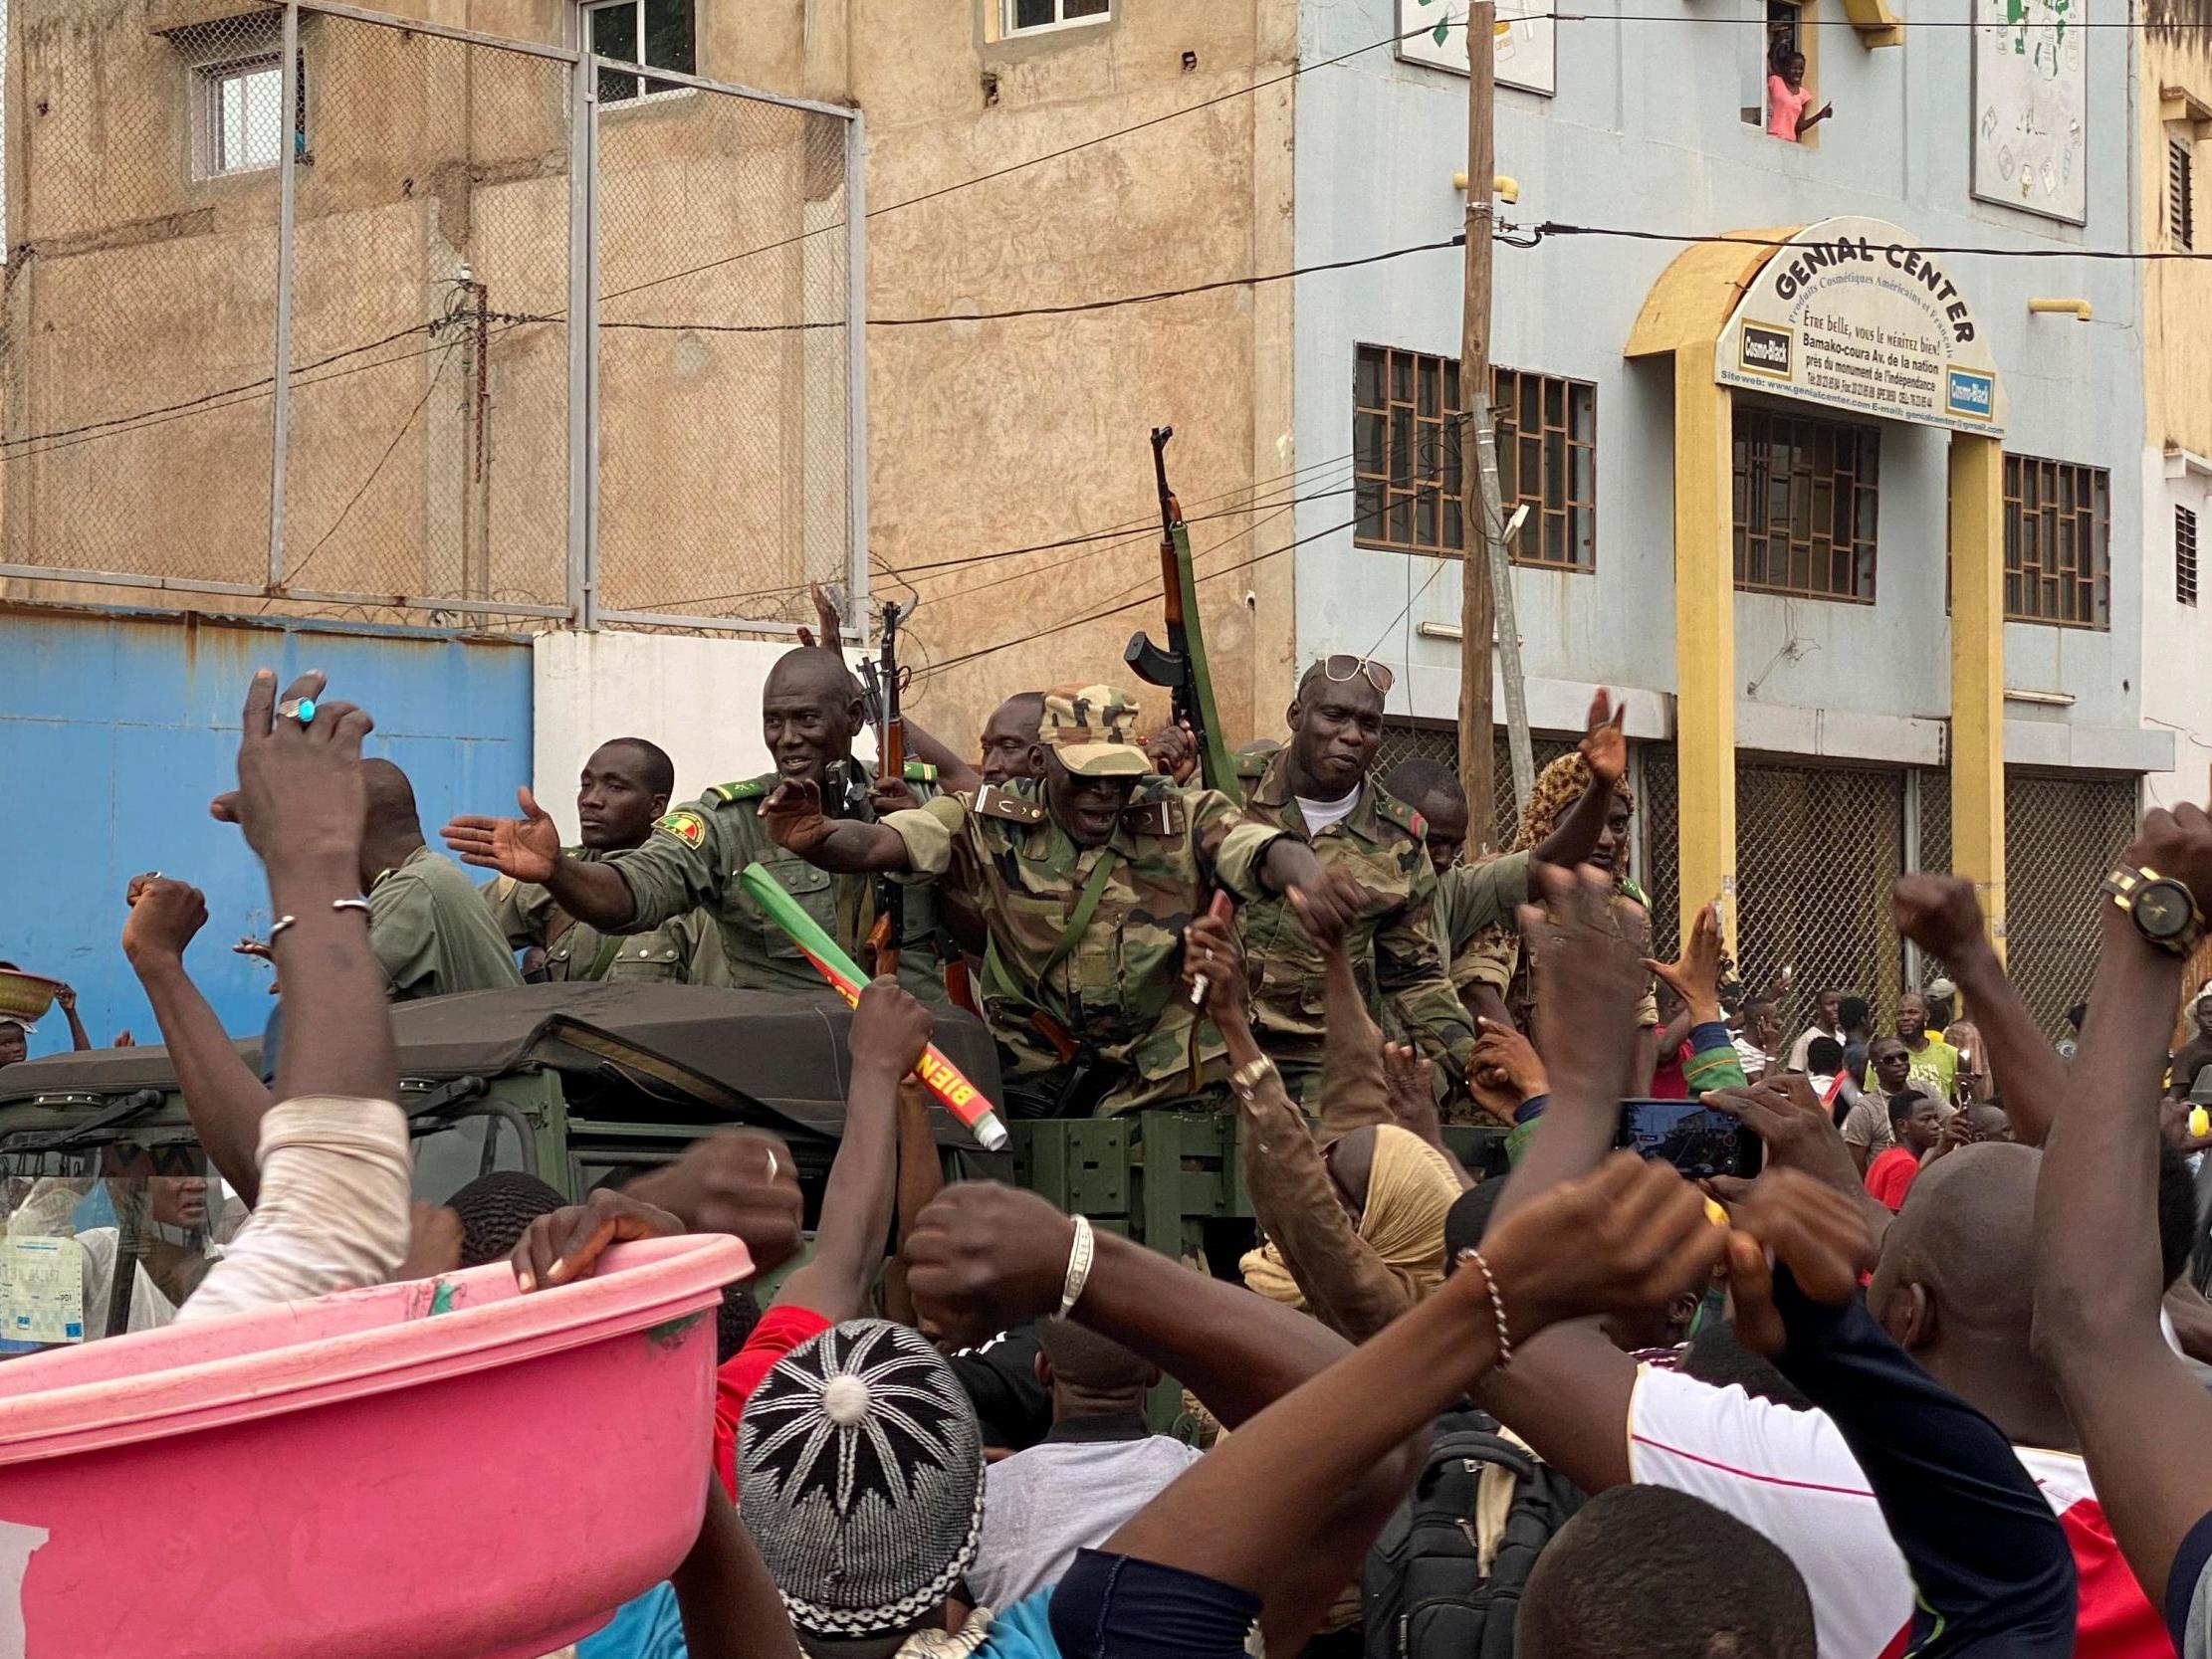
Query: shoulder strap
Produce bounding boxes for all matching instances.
[709,779,769,805]
[974,782,1046,825]
[1039,851,1120,976]
[902,758,938,784]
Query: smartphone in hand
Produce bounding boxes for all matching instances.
[1616,1100,1762,1180]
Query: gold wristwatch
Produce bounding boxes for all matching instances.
[2102,864,2205,956]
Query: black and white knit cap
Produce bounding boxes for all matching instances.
[740,1319,986,1639]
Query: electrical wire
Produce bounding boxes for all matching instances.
[1522,220,2212,260]
[280,340,462,586]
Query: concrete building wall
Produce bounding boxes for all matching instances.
[1288,0,2148,764]
[2137,20,2212,808]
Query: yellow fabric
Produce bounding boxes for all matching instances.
[1239,1125,1461,1311]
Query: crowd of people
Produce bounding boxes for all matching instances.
[10,627,2212,1659]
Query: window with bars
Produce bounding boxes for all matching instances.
[1731,407,1880,601]
[193,53,303,178]
[2180,505,2200,607]
[585,0,695,102]
[2004,454,2110,629]
[2174,136,2196,249]
[1005,0,1110,33]
[1352,344,1596,570]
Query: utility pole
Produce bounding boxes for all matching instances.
[1456,0,1499,848]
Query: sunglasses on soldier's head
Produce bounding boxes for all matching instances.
[1319,655,1395,696]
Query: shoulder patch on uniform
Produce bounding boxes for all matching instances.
[1234,751,1272,781]
[902,758,938,783]
[708,780,769,804]
[974,783,1045,824]
[1374,788,1426,839]
[653,809,709,848]
[1121,796,1186,836]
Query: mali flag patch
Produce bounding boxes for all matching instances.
[654,809,708,848]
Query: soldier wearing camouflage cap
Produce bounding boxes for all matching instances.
[764,682,1352,1116]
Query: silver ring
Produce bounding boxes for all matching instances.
[276,697,317,725]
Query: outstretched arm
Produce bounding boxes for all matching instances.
[761,777,912,875]
[2032,806,2212,1617]
[443,786,644,931]
[1531,689,1629,871]
[121,876,278,1206]
[1894,874,2066,1146]
[1079,1155,1727,1657]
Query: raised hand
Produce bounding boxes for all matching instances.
[1641,902,1724,1025]
[1479,1152,1728,1341]
[794,581,845,652]
[1144,721,1198,785]
[1523,862,1648,1093]
[512,1187,684,1293]
[1383,1041,1441,1141]
[2121,803,2212,921]
[218,669,374,875]
[121,874,210,966]
[1703,1074,1864,1202]
[1892,873,1990,965]
[761,776,835,858]
[622,1129,804,1276]
[848,976,935,1081]
[1578,688,1628,789]
[1716,1167,1880,1355]
[902,1180,1078,1349]
[1471,1016,1547,1113]
[442,786,561,885]
[1179,908,1250,1029]
[868,777,921,816]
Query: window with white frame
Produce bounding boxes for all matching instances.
[1004,0,1110,36]
[194,55,292,178]
[586,0,696,103]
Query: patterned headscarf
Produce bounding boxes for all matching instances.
[1511,750,1636,857]
[740,1320,985,1638]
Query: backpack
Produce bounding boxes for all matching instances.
[1361,1406,1586,1659]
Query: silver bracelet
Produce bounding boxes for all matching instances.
[268,898,371,941]
[1058,1214,1096,1319]
[1455,1245,1514,1369]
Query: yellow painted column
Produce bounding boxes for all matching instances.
[1948,433,2007,960]
[1673,346,1739,957]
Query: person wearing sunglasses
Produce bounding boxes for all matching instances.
[1229,655,1482,1108]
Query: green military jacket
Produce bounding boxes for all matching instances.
[367,844,528,1002]
[483,849,728,986]
[883,777,1284,1113]
[1232,750,1476,1091]
[602,758,947,1001]
[1433,851,1532,996]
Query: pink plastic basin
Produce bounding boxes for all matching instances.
[0,1233,749,1659]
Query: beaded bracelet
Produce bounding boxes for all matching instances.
[1454,1245,1514,1369]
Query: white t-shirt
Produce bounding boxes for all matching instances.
[1787,1025,1844,1074]
[1295,786,1361,836]
[968,1425,1204,1609]
[1628,1365,2167,1659]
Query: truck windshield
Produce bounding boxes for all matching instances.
[0,1108,533,1350]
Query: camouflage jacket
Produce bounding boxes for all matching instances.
[1232,751,1477,1087]
[1433,851,1531,995]
[883,776,1284,1111]
[483,849,728,986]
[601,758,947,1002]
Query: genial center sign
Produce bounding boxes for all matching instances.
[1715,217,2008,439]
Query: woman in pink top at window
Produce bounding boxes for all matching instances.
[1767,49,1833,141]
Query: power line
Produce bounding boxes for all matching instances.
[1522,220,2212,260]
[280,340,461,586]
[1541,7,2212,24]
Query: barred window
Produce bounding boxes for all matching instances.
[2004,454,2110,629]
[1005,0,1110,33]
[193,53,302,178]
[2180,505,2200,608]
[1731,407,1880,602]
[2174,136,2196,250]
[586,0,695,102]
[1352,344,1596,570]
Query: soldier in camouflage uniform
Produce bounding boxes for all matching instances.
[1229,655,1478,1106]
[481,737,727,985]
[443,648,944,1000]
[762,684,1350,1116]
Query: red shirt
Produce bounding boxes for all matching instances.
[712,1303,832,1497]
[1864,1146,1922,1212]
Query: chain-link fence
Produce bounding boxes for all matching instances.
[0,1,860,632]
[1373,722,1574,851]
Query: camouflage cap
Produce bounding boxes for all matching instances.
[1040,685,1149,777]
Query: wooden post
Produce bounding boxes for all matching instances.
[1456,0,1499,846]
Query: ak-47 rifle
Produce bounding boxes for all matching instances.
[1125,426,1240,800]
[859,599,907,978]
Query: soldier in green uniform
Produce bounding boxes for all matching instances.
[358,760,526,1001]
[758,684,1355,1116]
[1227,656,1480,1106]
[480,737,727,985]
[442,648,945,1000]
